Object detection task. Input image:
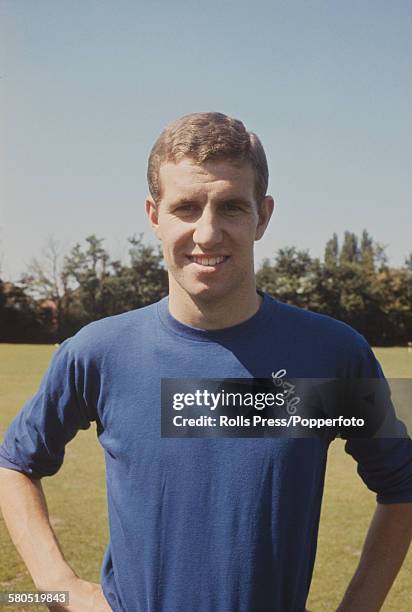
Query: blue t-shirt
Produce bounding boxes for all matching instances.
[1,292,411,612]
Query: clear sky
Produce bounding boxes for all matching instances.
[1,0,411,281]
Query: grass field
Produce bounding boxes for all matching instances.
[0,345,411,611]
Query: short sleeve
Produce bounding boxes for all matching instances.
[0,338,95,479]
[343,338,412,504]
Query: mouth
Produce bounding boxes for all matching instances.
[187,255,230,267]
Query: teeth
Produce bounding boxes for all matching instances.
[191,256,226,266]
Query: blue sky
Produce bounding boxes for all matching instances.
[1,0,411,281]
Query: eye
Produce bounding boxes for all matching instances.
[179,204,196,211]
[173,203,198,215]
[222,202,242,214]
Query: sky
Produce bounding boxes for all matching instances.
[1,0,411,281]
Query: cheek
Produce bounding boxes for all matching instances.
[229,223,257,245]
[161,224,192,255]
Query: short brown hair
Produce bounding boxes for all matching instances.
[147,112,269,204]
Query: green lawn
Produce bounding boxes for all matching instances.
[0,345,411,611]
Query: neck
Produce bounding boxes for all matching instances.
[168,281,262,330]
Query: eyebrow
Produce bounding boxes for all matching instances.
[169,195,254,210]
[171,199,197,206]
[170,196,253,208]
[216,196,254,207]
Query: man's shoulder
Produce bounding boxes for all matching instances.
[264,296,379,376]
[270,295,363,339]
[266,295,372,360]
[65,300,161,359]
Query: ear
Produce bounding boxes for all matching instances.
[145,196,162,240]
[255,196,275,241]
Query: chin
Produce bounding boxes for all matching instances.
[185,283,233,303]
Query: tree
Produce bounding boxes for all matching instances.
[122,234,168,307]
[9,230,410,346]
[20,237,69,338]
[340,231,359,265]
[404,253,412,272]
[0,280,47,342]
[62,235,112,325]
[324,233,339,269]
[61,234,168,329]
[97,235,168,315]
[256,247,317,308]
[256,230,410,345]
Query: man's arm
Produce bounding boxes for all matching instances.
[0,467,111,611]
[336,502,412,611]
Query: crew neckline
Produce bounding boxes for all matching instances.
[156,290,275,342]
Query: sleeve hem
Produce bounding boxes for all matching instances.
[0,451,33,476]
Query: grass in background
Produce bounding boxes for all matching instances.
[0,345,411,611]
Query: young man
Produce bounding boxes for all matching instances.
[0,112,411,612]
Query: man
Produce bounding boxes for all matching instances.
[0,112,411,612]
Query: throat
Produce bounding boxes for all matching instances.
[168,289,262,330]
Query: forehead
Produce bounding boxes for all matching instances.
[158,158,255,201]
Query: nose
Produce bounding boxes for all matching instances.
[192,205,223,248]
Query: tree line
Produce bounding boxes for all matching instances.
[0,231,411,346]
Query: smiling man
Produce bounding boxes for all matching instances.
[145,114,274,328]
[0,112,411,612]
[146,156,273,327]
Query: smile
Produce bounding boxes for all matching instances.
[187,255,229,267]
